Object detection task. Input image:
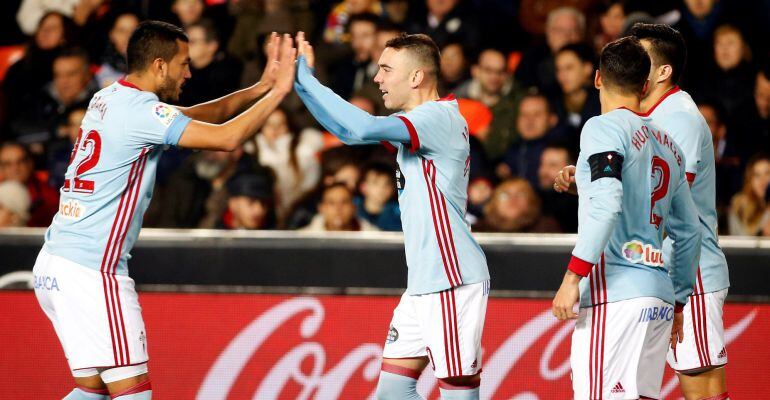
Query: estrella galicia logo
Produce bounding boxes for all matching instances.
[395,164,405,191]
[386,325,399,344]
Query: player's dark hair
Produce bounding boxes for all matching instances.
[628,23,687,84]
[385,33,441,79]
[127,20,188,73]
[556,43,597,68]
[599,36,650,96]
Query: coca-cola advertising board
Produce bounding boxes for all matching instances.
[1,291,765,399]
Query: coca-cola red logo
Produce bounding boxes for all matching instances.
[196,297,757,399]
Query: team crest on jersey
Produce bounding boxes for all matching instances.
[386,325,399,343]
[58,199,86,220]
[621,240,664,268]
[153,103,179,127]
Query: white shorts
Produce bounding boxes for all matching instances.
[33,249,149,372]
[571,297,673,399]
[382,280,489,379]
[667,288,728,372]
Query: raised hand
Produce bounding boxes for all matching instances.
[259,32,281,88]
[296,31,315,69]
[272,34,297,95]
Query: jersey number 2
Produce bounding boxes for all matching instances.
[63,129,102,194]
[650,156,670,229]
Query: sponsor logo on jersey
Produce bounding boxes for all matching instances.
[386,325,399,344]
[621,240,664,268]
[638,305,674,322]
[33,274,60,291]
[58,199,86,220]
[153,103,179,127]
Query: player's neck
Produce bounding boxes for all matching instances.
[123,73,157,94]
[403,86,440,112]
[640,82,676,113]
[600,91,641,114]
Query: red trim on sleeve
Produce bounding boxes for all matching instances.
[117,79,141,90]
[381,363,422,380]
[686,172,696,184]
[675,302,685,313]
[396,115,420,153]
[380,141,398,154]
[567,255,594,277]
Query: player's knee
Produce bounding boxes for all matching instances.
[375,369,423,400]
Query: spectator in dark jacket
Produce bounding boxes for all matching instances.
[0,142,58,227]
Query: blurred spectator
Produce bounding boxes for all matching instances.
[4,12,78,118]
[466,177,493,225]
[406,0,480,50]
[0,142,58,227]
[439,42,469,94]
[172,0,204,28]
[0,180,31,227]
[355,162,401,231]
[456,49,519,160]
[537,144,578,232]
[11,48,97,154]
[699,101,741,212]
[46,107,85,189]
[95,11,139,87]
[324,0,384,44]
[474,177,558,233]
[178,18,242,106]
[252,108,323,221]
[516,7,586,95]
[695,24,755,119]
[220,172,276,230]
[16,0,103,35]
[551,43,600,140]
[729,154,770,236]
[301,182,379,232]
[227,0,304,64]
[148,147,259,228]
[674,0,727,88]
[593,0,627,53]
[732,65,770,160]
[497,92,562,187]
[330,13,379,100]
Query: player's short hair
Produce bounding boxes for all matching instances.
[628,23,687,84]
[127,20,188,73]
[599,36,650,96]
[385,33,441,79]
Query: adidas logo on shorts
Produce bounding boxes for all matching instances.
[610,382,625,394]
[718,347,727,358]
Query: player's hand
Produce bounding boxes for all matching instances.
[296,31,315,70]
[272,34,297,96]
[552,270,581,320]
[670,311,684,351]
[554,165,577,195]
[258,32,281,88]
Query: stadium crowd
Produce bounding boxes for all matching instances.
[0,0,768,235]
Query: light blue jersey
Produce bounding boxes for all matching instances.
[570,108,701,308]
[43,80,191,275]
[647,87,730,294]
[294,57,489,295]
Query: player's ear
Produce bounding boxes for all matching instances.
[410,69,424,88]
[152,58,167,79]
[594,69,602,90]
[657,64,673,84]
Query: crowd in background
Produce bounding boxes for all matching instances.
[0,0,769,235]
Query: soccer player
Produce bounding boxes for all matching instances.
[293,32,490,399]
[551,37,701,399]
[630,23,732,400]
[33,22,296,400]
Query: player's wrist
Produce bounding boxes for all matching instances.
[567,255,593,277]
[674,302,685,313]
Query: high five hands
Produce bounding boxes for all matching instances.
[260,31,318,94]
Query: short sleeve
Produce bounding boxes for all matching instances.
[664,112,702,175]
[127,98,192,146]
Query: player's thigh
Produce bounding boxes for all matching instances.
[676,366,727,400]
[667,289,728,373]
[382,291,429,362]
[101,364,150,394]
[571,298,673,399]
[415,280,488,379]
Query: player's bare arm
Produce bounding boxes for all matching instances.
[177,34,296,151]
[177,33,282,123]
[552,270,580,320]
